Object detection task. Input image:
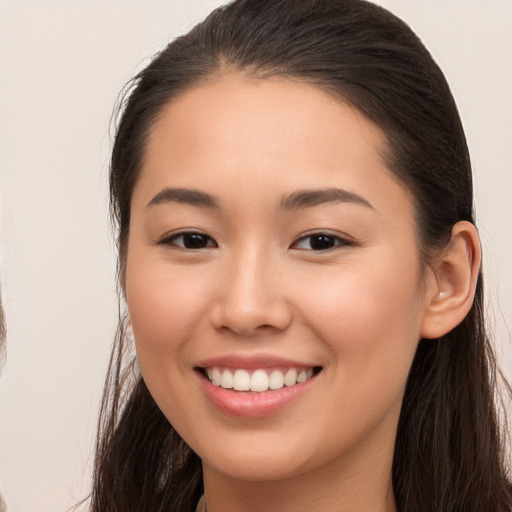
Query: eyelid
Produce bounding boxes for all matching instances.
[155,229,353,251]
[291,230,354,251]
[156,229,218,249]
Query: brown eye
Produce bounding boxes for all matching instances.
[161,232,217,249]
[293,233,350,251]
[308,234,337,250]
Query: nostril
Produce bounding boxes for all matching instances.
[210,308,293,335]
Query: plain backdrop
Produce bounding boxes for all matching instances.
[0,1,511,511]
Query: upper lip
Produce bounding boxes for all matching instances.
[196,354,320,370]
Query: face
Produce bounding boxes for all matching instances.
[126,75,431,483]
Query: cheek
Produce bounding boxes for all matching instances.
[125,256,212,372]
[297,254,424,379]
[290,258,424,449]
[125,262,215,432]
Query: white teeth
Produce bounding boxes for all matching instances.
[250,370,269,392]
[297,370,308,383]
[220,369,233,389]
[212,367,222,386]
[284,368,298,387]
[233,369,250,391]
[269,370,284,390]
[205,366,316,392]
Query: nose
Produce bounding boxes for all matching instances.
[209,250,292,335]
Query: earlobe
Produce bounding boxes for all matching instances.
[421,221,482,339]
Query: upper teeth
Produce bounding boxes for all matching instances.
[205,367,314,392]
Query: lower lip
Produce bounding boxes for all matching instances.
[198,373,316,418]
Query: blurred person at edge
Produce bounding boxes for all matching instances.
[0,287,7,511]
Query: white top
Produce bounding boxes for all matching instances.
[195,494,206,512]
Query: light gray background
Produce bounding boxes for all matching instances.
[0,1,510,511]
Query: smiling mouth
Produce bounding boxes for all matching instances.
[199,366,322,393]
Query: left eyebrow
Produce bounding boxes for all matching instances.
[280,188,374,211]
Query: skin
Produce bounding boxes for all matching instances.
[125,75,479,512]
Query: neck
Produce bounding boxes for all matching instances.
[202,429,397,512]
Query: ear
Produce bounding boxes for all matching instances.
[421,221,482,339]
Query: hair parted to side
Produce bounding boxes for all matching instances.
[91,1,512,511]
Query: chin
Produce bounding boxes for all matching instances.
[204,452,311,482]
[190,429,324,482]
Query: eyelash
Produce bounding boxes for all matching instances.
[157,231,217,250]
[291,231,353,252]
[158,230,353,252]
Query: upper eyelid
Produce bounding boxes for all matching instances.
[156,230,216,246]
[291,230,356,251]
[157,228,210,238]
[155,229,353,247]
[293,230,353,242]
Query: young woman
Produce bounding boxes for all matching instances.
[91,1,512,511]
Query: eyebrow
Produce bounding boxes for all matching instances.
[146,187,220,209]
[280,188,374,211]
[145,186,373,211]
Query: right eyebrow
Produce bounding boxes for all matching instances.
[145,187,220,209]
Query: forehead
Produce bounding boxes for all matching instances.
[147,74,386,169]
[136,74,413,219]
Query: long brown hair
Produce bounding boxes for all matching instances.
[91,1,512,510]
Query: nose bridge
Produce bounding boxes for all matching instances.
[231,244,271,305]
[210,242,291,334]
